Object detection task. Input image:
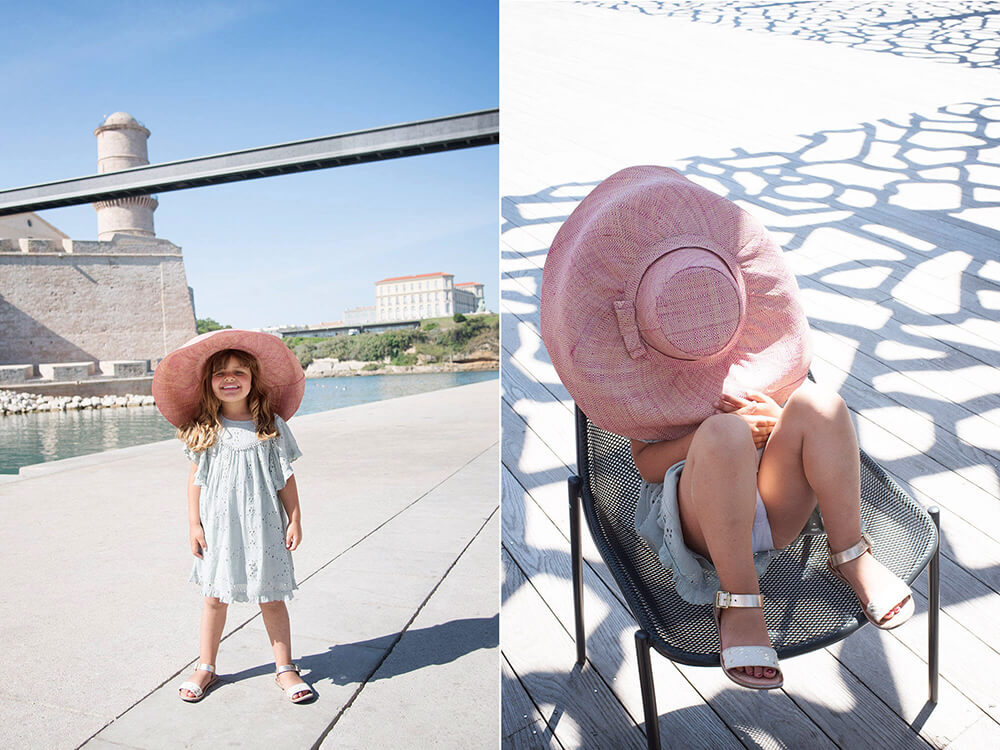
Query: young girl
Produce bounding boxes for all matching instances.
[541,165,914,691]
[151,330,312,703]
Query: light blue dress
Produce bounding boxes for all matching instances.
[185,414,301,603]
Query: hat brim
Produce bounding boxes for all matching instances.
[151,329,305,427]
[540,166,811,441]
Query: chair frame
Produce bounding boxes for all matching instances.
[568,405,941,750]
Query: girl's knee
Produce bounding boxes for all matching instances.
[692,412,753,455]
[204,596,228,611]
[259,599,286,612]
[786,383,848,423]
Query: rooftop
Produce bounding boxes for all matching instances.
[375,271,451,284]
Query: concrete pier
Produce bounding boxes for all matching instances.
[0,379,498,749]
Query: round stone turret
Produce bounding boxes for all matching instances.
[93,112,158,241]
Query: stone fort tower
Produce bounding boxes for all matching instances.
[0,113,196,384]
[93,112,158,240]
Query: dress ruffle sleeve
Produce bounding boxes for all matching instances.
[267,415,302,490]
[183,445,211,488]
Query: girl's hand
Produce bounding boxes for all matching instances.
[715,390,783,420]
[190,525,207,559]
[715,391,782,448]
[743,414,778,448]
[286,521,302,551]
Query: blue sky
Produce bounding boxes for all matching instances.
[1,1,498,328]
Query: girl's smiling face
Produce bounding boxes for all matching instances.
[211,355,252,407]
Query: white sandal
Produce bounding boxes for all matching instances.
[179,663,219,702]
[275,664,314,703]
[713,591,783,690]
[828,534,914,630]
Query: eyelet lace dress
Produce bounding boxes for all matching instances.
[635,453,781,605]
[185,414,302,603]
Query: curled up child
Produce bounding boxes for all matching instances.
[540,166,914,690]
[152,329,313,703]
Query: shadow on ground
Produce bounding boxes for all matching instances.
[222,615,499,691]
[576,0,1000,69]
[501,96,1000,746]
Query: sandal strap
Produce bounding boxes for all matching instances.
[865,580,912,621]
[195,663,216,674]
[276,663,300,676]
[829,533,873,567]
[179,681,204,697]
[715,591,763,609]
[284,681,312,698]
[721,645,780,671]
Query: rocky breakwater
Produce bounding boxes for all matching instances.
[1,390,156,416]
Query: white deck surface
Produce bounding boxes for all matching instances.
[500,2,1000,748]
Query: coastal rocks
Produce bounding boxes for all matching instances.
[0,390,155,416]
[306,358,368,377]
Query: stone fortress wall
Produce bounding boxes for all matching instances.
[0,235,195,371]
[0,112,197,385]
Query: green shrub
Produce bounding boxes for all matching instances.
[452,313,467,323]
[196,318,231,334]
[390,353,418,366]
[285,316,497,369]
[362,363,382,371]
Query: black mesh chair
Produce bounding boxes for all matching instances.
[568,405,941,750]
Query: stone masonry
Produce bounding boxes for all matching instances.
[0,234,196,371]
[0,112,196,380]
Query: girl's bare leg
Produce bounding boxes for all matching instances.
[677,413,775,680]
[259,600,310,700]
[757,382,908,623]
[180,596,228,698]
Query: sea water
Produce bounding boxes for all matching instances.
[0,370,497,475]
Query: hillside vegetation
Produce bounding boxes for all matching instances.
[284,314,498,368]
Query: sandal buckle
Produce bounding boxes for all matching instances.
[715,591,763,609]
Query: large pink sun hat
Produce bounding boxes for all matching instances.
[540,165,812,442]
[152,329,305,428]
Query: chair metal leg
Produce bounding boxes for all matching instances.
[928,506,940,704]
[569,474,586,666]
[635,630,661,750]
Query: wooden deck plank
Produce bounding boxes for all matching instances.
[502,547,649,749]
[501,247,1000,743]
[503,656,565,750]
[501,2,1000,746]
[503,467,749,750]
[502,395,996,747]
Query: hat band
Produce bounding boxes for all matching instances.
[613,300,648,360]
[615,236,746,363]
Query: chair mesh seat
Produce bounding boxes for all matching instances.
[578,410,938,666]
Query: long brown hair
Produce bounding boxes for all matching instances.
[178,348,278,452]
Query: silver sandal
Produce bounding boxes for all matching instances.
[179,663,219,702]
[275,663,314,703]
[828,534,914,630]
[713,591,783,690]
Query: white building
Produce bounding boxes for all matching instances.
[343,305,376,325]
[455,281,485,314]
[375,272,487,322]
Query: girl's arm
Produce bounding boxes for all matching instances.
[630,431,697,483]
[278,474,302,551]
[188,462,207,558]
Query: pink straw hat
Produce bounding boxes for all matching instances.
[152,329,305,427]
[540,165,812,441]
